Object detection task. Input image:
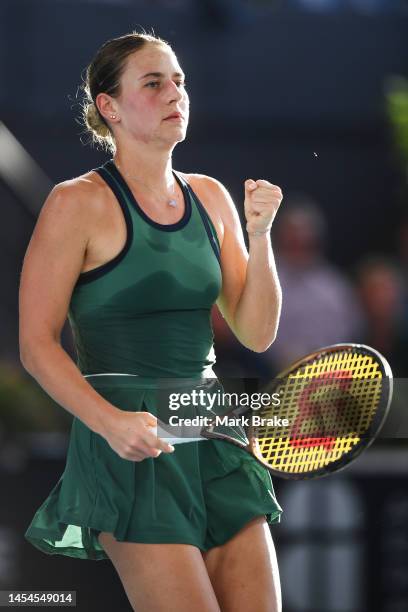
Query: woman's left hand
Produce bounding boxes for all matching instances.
[244,179,283,234]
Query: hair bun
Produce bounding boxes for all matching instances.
[85,103,111,138]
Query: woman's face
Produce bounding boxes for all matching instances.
[113,44,189,146]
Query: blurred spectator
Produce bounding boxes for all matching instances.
[265,194,363,372]
[354,256,408,376]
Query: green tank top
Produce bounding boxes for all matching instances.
[67,160,222,378]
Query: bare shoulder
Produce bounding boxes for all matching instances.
[179,172,236,209]
[43,169,107,214]
[36,169,114,243]
[178,172,241,236]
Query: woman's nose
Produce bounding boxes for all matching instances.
[165,79,184,101]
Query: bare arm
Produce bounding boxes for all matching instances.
[202,177,282,352]
[19,180,118,435]
[233,231,282,352]
[19,179,173,459]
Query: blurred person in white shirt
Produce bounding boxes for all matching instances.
[265,194,363,371]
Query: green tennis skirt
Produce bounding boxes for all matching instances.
[24,375,283,561]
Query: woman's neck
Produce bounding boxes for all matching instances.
[113,141,175,191]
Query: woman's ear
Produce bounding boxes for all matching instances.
[96,92,119,123]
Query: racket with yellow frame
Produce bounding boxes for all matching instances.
[199,343,393,479]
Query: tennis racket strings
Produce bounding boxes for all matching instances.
[251,345,392,476]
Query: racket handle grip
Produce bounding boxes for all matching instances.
[164,437,205,445]
[147,425,205,445]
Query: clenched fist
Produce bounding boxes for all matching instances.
[244,179,283,235]
[102,409,175,462]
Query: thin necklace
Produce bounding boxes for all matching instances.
[114,161,178,207]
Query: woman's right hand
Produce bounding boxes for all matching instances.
[102,409,175,461]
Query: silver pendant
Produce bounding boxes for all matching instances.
[168,199,177,207]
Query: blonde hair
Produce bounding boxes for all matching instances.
[80,29,171,154]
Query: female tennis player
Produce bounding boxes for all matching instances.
[19,31,284,611]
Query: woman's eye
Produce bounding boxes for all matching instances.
[145,81,186,89]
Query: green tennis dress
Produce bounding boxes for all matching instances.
[24,159,283,560]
